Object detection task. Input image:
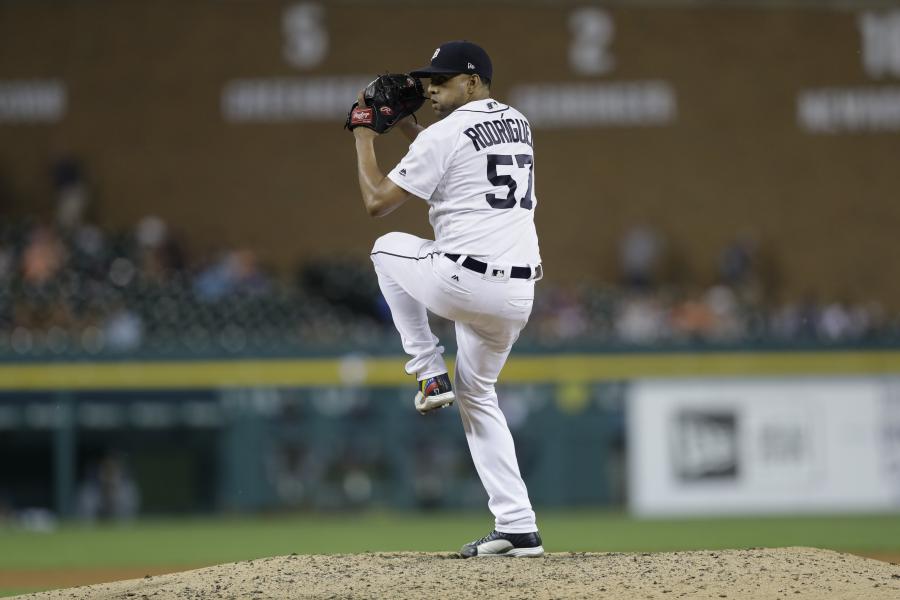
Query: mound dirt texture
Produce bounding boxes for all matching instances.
[15,547,900,600]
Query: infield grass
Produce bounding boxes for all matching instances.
[1,509,899,596]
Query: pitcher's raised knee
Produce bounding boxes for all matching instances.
[371,231,427,258]
[371,232,398,255]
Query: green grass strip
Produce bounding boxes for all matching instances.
[0,510,898,570]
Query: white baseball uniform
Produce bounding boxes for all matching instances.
[370,98,542,533]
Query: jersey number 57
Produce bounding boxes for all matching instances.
[485,154,534,210]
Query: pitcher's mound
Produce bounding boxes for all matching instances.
[14,547,900,599]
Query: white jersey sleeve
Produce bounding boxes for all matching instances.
[387,125,458,201]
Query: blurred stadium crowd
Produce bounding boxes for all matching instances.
[1,156,897,359]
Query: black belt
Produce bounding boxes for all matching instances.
[444,254,541,280]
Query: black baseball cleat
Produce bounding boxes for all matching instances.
[414,373,455,415]
[459,530,544,558]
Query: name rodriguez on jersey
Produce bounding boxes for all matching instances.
[462,117,533,152]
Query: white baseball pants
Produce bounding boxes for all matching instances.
[370,232,538,534]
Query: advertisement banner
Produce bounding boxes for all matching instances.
[628,377,900,516]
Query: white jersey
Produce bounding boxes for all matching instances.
[387,98,541,265]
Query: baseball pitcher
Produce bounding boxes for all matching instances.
[347,40,544,558]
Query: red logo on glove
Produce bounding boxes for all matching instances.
[379,106,394,116]
[351,107,374,125]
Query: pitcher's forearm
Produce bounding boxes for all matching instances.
[353,132,412,217]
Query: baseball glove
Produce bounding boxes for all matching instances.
[345,74,426,134]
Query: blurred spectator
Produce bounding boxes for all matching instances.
[268,443,324,508]
[534,287,589,340]
[618,223,664,290]
[103,302,144,351]
[769,294,820,341]
[670,287,718,341]
[51,153,85,194]
[76,454,140,522]
[614,292,669,344]
[0,242,13,284]
[299,257,383,319]
[135,216,186,281]
[51,153,90,231]
[194,248,270,302]
[0,210,896,357]
[21,224,66,285]
[412,438,465,510]
[719,234,754,285]
[703,284,745,342]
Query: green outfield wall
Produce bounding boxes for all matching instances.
[1,349,899,521]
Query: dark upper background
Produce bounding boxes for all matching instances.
[2,0,899,307]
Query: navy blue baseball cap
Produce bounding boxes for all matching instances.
[410,40,493,82]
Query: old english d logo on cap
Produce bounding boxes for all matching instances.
[410,41,493,81]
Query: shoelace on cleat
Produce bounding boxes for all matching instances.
[470,531,499,546]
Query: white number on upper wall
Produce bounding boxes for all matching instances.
[283,3,328,69]
[858,11,900,79]
[568,7,616,76]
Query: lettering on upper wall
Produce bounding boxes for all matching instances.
[510,81,676,128]
[512,8,676,128]
[798,10,900,133]
[223,76,370,121]
[0,80,66,123]
[223,2,362,122]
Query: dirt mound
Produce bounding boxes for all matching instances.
[14,547,900,600]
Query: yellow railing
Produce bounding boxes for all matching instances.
[1,350,899,390]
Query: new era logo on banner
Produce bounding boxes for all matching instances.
[671,411,739,481]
